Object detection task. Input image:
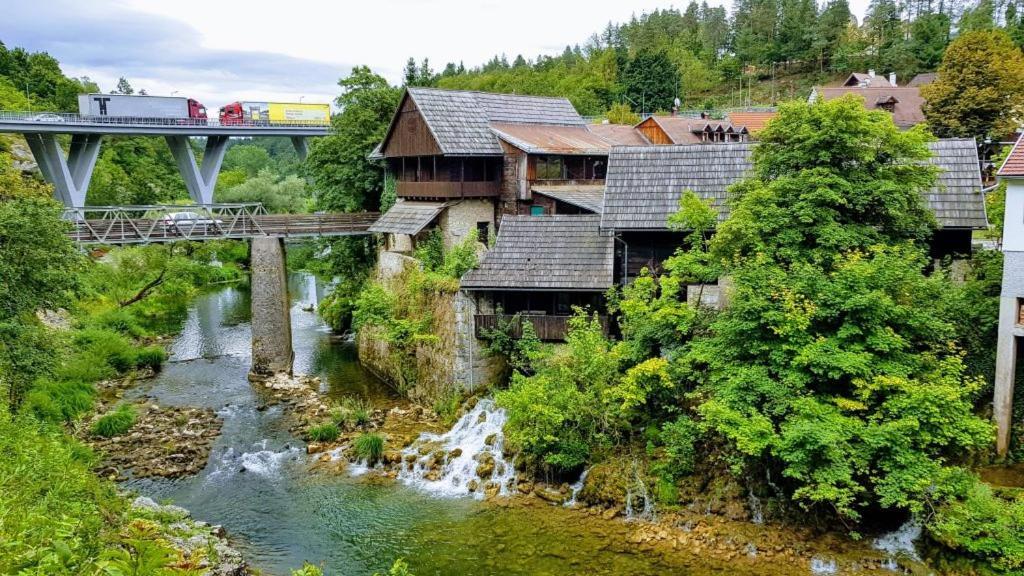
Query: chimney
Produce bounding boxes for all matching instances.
[868,69,875,78]
[889,72,897,87]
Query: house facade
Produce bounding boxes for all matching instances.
[809,70,926,128]
[994,136,1024,456]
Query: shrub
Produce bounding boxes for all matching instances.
[374,559,414,576]
[92,404,137,438]
[928,480,1024,572]
[331,397,371,428]
[0,410,122,575]
[307,423,340,443]
[354,432,385,465]
[657,415,699,479]
[24,379,96,423]
[134,346,167,372]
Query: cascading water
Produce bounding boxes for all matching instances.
[624,460,656,522]
[564,467,591,507]
[747,490,764,524]
[398,398,516,499]
[872,519,921,569]
[205,439,302,483]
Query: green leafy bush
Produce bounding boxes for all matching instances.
[928,480,1024,572]
[92,404,137,438]
[291,562,324,576]
[24,379,96,423]
[656,415,699,479]
[307,423,340,443]
[374,558,414,576]
[0,410,123,575]
[134,346,167,372]
[354,432,385,465]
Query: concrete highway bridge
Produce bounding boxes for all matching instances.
[0,110,380,377]
[0,110,330,207]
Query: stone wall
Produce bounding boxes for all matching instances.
[356,251,501,406]
[439,199,494,250]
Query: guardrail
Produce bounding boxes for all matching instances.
[0,110,330,129]
[62,204,379,244]
[64,203,268,244]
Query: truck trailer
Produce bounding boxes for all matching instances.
[219,101,330,125]
[78,94,207,122]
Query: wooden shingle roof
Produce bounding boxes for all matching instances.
[461,215,614,291]
[392,88,585,156]
[532,185,605,213]
[814,87,926,127]
[602,139,986,231]
[368,201,447,235]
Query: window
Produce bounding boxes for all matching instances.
[535,156,564,180]
[476,221,489,245]
[530,205,546,216]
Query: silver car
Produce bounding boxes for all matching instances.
[159,211,223,234]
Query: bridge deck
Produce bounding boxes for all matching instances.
[0,111,330,137]
[65,205,378,244]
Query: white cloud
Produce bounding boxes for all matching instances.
[3,0,873,111]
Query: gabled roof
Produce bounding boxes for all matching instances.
[491,123,611,155]
[532,185,605,213]
[461,215,613,291]
[907,73,938,87]
[368,201,447,235]
[601,138,986,231]
[588,123,651,146]
[842,72,894,88]
[998,133,1024,178]
[814,87,926,127]
[379,87,584,157]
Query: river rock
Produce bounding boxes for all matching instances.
[535,486,566,504]
[475,452,495,478]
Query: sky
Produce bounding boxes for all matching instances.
[3,0,872,111]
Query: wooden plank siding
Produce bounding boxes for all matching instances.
[475,314,610,341]
[383,97,442,157]
[397,181,500,199]
[636,117,673,144]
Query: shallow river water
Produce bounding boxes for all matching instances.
[122,275,794,576]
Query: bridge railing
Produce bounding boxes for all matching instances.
[0,110,330,129]
[64,203,270,244]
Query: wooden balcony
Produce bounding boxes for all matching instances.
[474,314,610,341]
[397,180,500,199]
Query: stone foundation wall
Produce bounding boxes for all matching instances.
[356,252,501,405]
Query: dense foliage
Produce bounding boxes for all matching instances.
[499,97,1013,570]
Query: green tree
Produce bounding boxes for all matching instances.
[112,76,134,95]
[620,50,679,113]
[306,66,400,212]
[218,170,309,213]
[922,29,1024,139]
[223,143,272,178]
[909,12,951,72]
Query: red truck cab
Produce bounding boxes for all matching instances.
[219,102,244,125]
[187,98,207,120]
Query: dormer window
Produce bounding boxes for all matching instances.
[875,95,900,113]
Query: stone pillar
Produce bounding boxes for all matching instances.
[250,237,293,376]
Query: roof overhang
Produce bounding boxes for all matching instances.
[368,201,447,235]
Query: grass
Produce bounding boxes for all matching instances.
[354,432,385,465]
[92,404,137,438]
[307,423,340,443]
[331,396,372,428]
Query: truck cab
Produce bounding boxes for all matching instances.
[187,98,208,120]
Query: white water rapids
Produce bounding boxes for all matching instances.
[398,399,516,499]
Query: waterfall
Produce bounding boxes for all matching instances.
[564,467,591,507]
[398,399,516,499]
[872,519,921,568]
[306,274,318,308]
[809,556,838,575]
[624,461,656,522]
[748,490,764,524]
[205,439,301,483]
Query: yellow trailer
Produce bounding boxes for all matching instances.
[267,102,330,124]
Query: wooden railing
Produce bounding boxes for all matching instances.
[474,314,610,341]
[397,180,500,199]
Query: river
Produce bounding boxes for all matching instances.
[120,274,806,576]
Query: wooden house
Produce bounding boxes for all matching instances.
[460,214,613,340]
[601,139,988,283]
[809,71,926,128]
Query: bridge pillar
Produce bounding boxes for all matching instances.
[250,237,294,376]
[24,133,101,207]
[166,135,229,205]
[290,137,308,161]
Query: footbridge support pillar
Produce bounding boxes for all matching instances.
[290,136,309,161]
[166,135,229,205]
[250,237,294,377]
[24,133,101,207]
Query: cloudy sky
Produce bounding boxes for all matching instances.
[3,0,871,111]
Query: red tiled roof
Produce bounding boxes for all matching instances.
[726,111,778,132]
[999,134,1024,177]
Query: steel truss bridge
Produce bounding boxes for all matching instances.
[0,110,331,208]
[65,204,378,245]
